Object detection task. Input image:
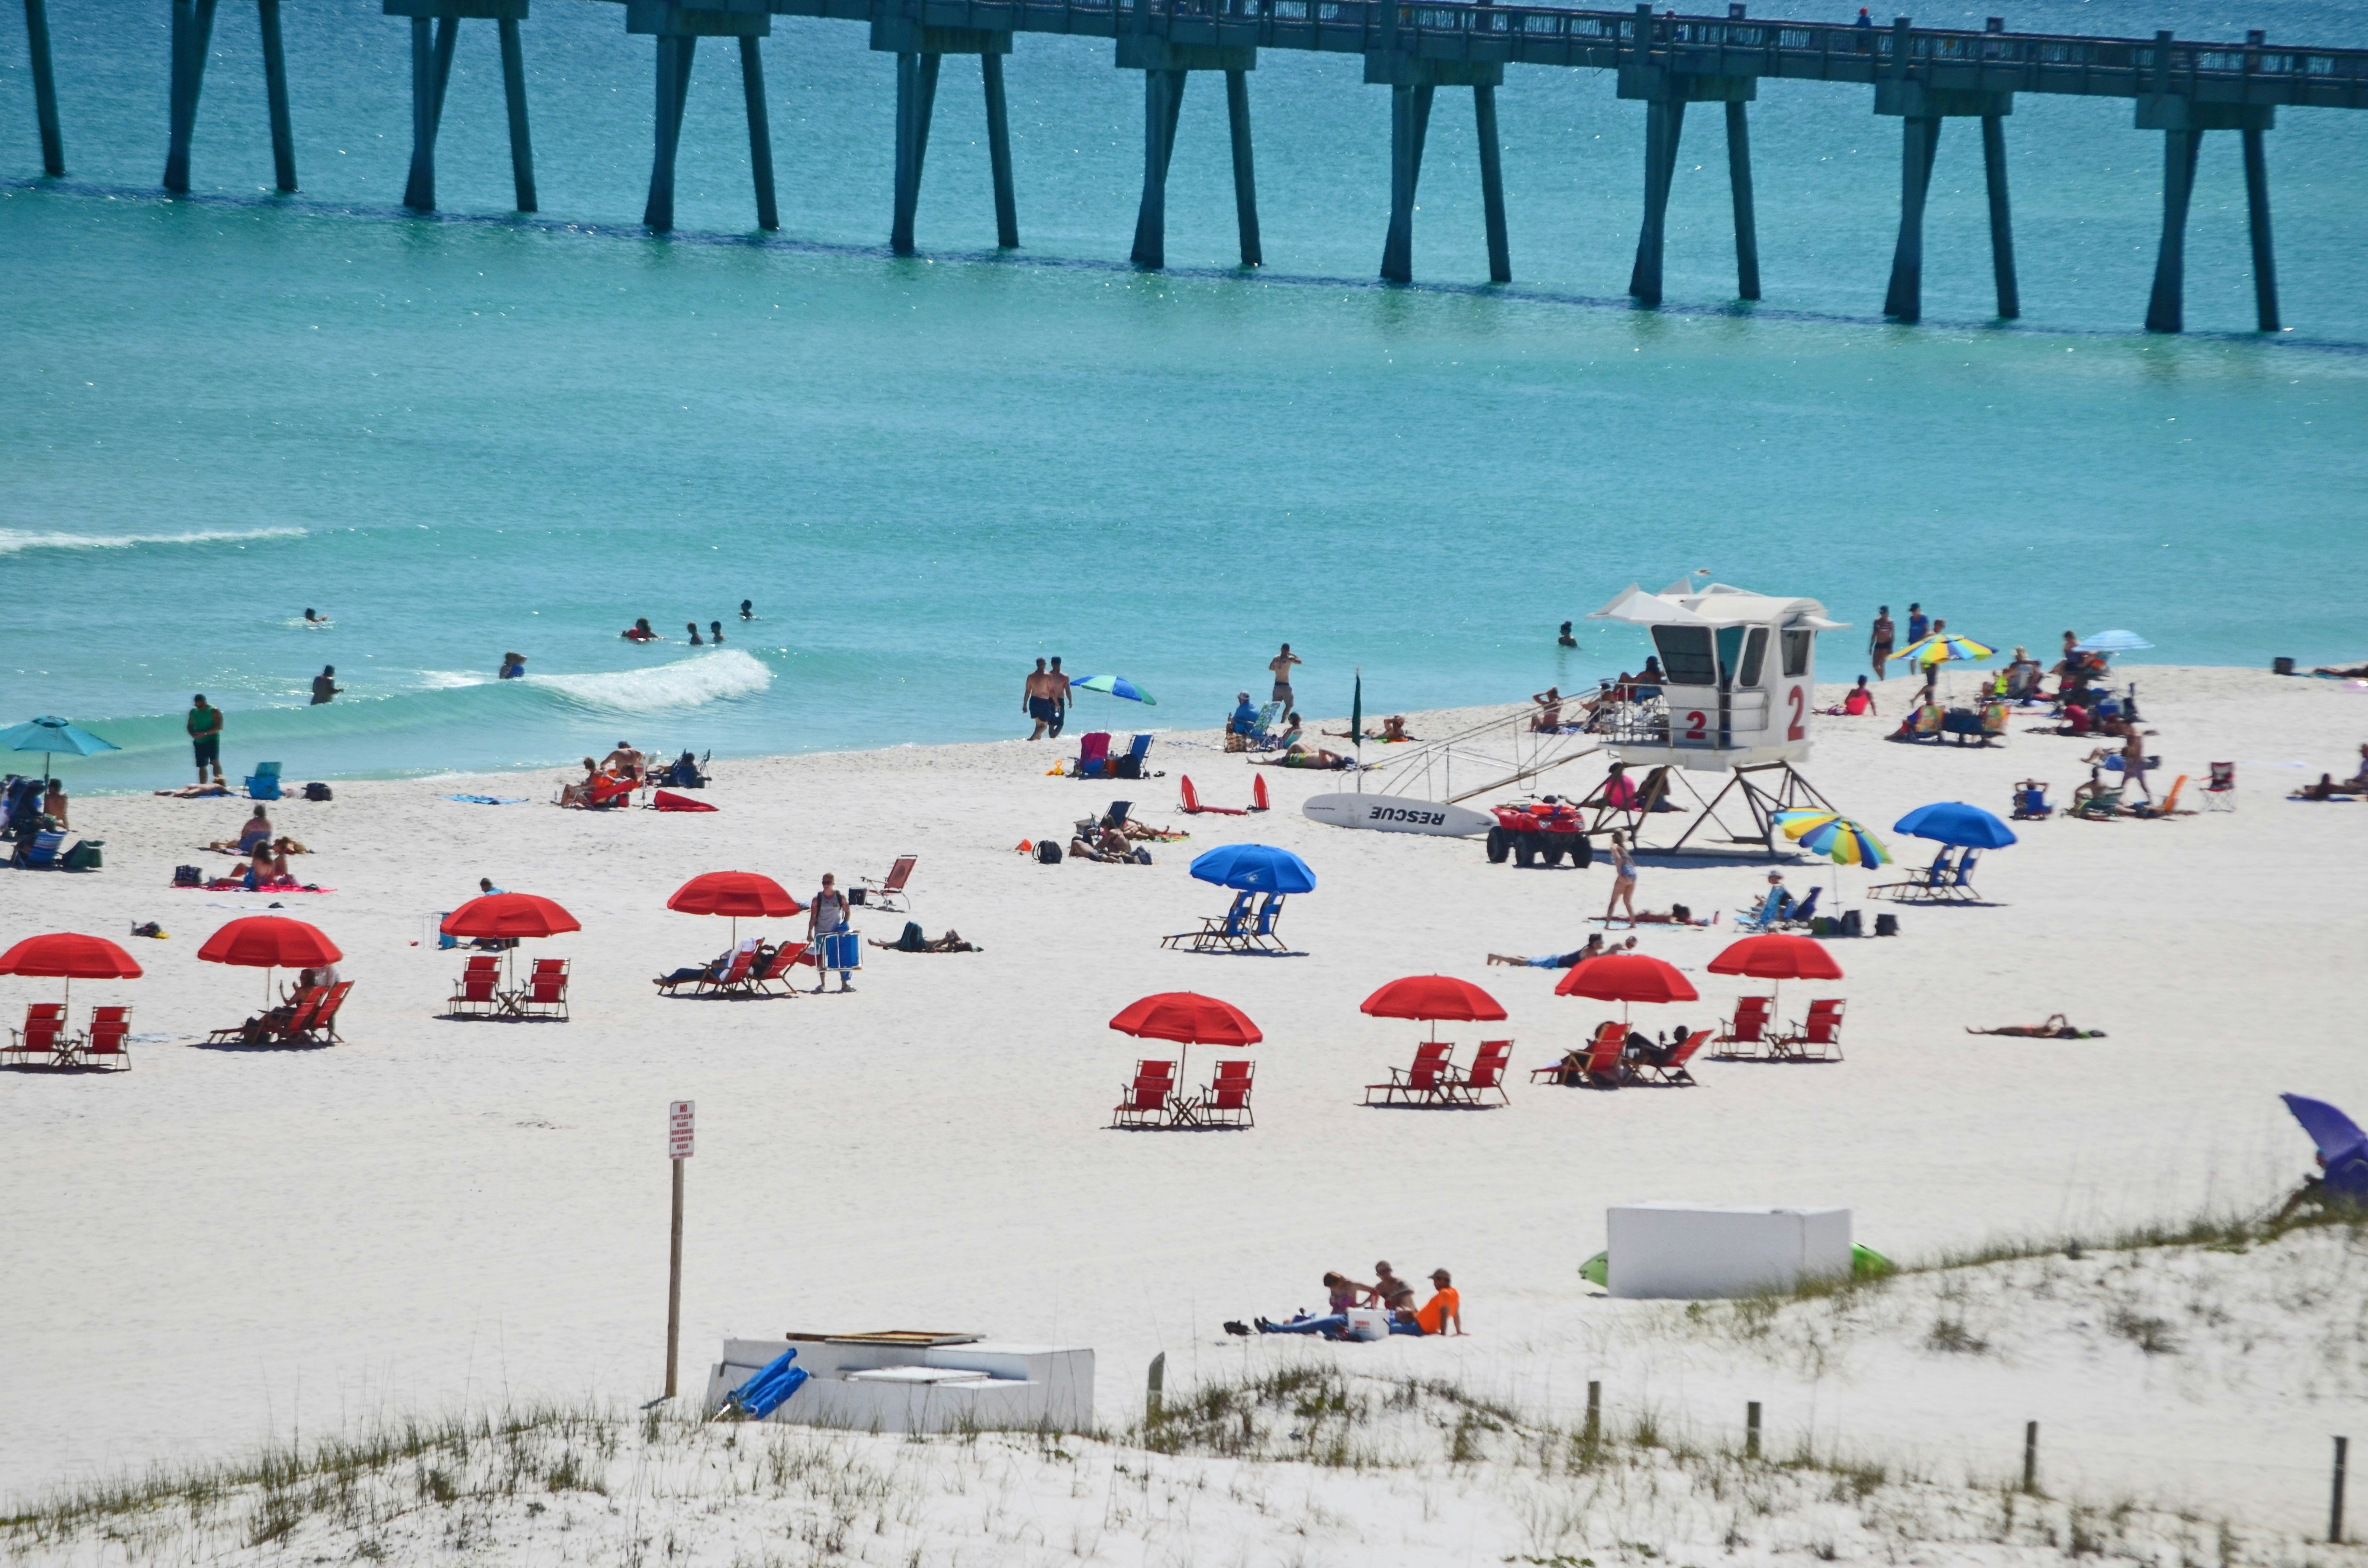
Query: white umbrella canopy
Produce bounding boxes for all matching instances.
[1590,585,1720,627]
[2075,630,2153,654]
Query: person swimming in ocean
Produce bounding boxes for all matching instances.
[739,599,754,620]
[686,622,703,646]
[311,665,341,704]
[624,617,658,642]
[709,620,723,644]
[499,652,527,679]
[303,608,326,626]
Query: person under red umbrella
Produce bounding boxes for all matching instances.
[1555,948,1700,1073]
[198,916,344,1044]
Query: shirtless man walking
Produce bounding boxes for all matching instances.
[1268,643,1302,712]
[1024,659,1057,740]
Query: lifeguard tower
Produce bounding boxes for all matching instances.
[1584,579,1848,855]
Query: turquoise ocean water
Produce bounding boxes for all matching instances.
[4,0,2366,790]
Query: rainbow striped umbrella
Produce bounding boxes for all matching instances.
[1771,809,1891,868]
[1891,632,1995,668]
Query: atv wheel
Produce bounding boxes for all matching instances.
[1513,836,1537,868]
[1485,828,1510,865]
[1540,842,1567,867]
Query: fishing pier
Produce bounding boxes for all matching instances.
[16,0,2368,329]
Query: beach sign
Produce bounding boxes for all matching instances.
[669,1100,696,1159]
[1301,792,1493,838]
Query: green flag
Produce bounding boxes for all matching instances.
[1351,669,1362,755]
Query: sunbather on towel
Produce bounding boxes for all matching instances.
[868,925,983,953]
[1967,1015,2107,1039]
[2292,773,2351,801]
[1488,933,1608,969]
[1249,743,1354,769]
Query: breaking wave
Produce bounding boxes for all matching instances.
[0,526,308,556]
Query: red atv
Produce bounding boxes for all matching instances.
[1485,798,1595,868]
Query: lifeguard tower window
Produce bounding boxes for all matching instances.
[1738,630,1768,688]
[1653,627,1717,686]
[1782,630,1813,679]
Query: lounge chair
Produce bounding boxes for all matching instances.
[448,955,503,1017]
[1112,733,1154,780]
[300,982,353,1045]
[861,856,918,913]
[1365,1041,1453,1106]
[1070,732,1113,778]
[1112,1060,1176,1129]
[208,985,326,1047]
[2130,775,2188,819]
[1573,1023,1632,1089]
[1160,890,1253,951]
[1774,998,1845,1061]
[693,947,759,996]
[79,1005,132,1071]
[1198,1060,1256,1128]
[2012,780,2052,820]
[2202,762,2237,812]
[1244,702,1285,750]
[1773,886,1822,927]
[516,958,570,1020]
[1711,998,1774,1060]
[748,942,809,996]
[1870,847,1954,902]
[1637,1028,1710,1086]
[1244,893,1290,953]
[1936,852,1981,901]
[1178,776,1246,816]
[4,1002,68,1067]
[243,761,282,801]
[1443,1040,1513,1106]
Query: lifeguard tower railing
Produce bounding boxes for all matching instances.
[1351,705,1604,806]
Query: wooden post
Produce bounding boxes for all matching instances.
[1724,98,1759,300]
[982,51,1018,247]
[2335,1435,2350,1544]
[258,0,295,191]
[664,1151,684,1397]
[1746,1400,1762,1458]
[739,36,778,231]
[1475,82,1510,284]
[1130,68,1183,268]
[2144,124,2200,333]
[645,33,696,233]
[1225,68,1261,267]
[498,17,536,212]
[406,15,458,211]
[1628,95,1682,305]
[1380,81,1433,283]
[2241,125,2278,331]
[1146,1351,1165,1421]
[1584,1380,1601,1443]
[892,50,941,254]
[1980,113,2018,317]
[24,0,65,176]
[1883,113,1939,321]
[2022,1420,2039,1494]
[165,0,218,192]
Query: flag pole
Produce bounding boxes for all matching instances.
[1352,668,1363,790]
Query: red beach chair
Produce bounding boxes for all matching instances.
[1365,1040,1454,1106]
[1639,1028,1711,1086]
[1775,999,1845,1061]
[516,958,571,1020]
[750,943,809,996]
[1711,996,1774,1060]
[1446,1040,1513,1106]
[695,946,758,996]
[1199,1060,1256,1127]
[79,1005,132,1071]
[297,982,353,1045]
[448,955,501,1018]
[862,856,918,913]
[4,1002,68,1066]
[1112,1060,1176,1129]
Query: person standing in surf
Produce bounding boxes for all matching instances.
[1868,606,1895,680]
[311,666,341,704]
[188,695,224,785]
[1024,659,1056,740]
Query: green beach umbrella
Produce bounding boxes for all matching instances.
[0,717,120,782]
[1071,674,1156,706]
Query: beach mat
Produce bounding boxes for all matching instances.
[653,790,717,813]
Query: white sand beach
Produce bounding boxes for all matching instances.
[4,665,2365,1561]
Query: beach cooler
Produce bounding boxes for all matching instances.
[816,931,861,988]
[1341,1308,1391,1342]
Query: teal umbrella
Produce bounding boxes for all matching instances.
[1072,674,1156,706]
[0,717,119,781]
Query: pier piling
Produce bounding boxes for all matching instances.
[1369,50,1506,285]
[392,1,535,214]
[1619,4,1752,305]
[983,50,1017,247]
[740,34,778,230]
[1121,33,1259,270]
[2241,125,2277,331]
[163,0,217,192]
[1226,67,1260,266]
[1724,100,1758,300]
[499,16,536,211]
[23,0,63,175]
[874,18,1014,254]
[1980,113,2016,317]
[1881,111,1938,322]
[1872,15,2016,322]
[2138,28,2278,332]
[892,50,940,252]
[258,0,295,189]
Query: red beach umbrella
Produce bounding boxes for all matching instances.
[667,871,802,944]
[440,893,581,941]
[1555,952,1698,1022]
[0,931,143,1010]
[1360,974,1506,1043]
[198,915,342,1003]
[1709,933,1842,1011]
[1110,991,1263,1083]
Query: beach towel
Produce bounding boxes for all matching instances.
[186,881,334,893]
[652,790,718,813]
[443,794,528,806]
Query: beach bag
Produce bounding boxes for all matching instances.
[1810,916,1837,937]
[174,864,203,887]
[1035,841,1062,864]
[1874,913,1900,938]
[61,839,103,871]
[304,781,333,801]
[1132,848,1153,865]
[1838,909,1863,938]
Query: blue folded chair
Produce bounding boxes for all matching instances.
[13,829,65,868]
[722,1348,810,1420]
[244,761,282,801]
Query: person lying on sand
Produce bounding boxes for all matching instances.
[1249,743,1355,770]
[869,925,982,954]
[2311,663,2368,678]
[1069,823,1145,863]
[2292,773,2352,802]
[1323,714,1416,743]
[155,782,231,798]
[1488,934,1606,970]
[1967,1015,2107,1039]
[1598,908,1710,927]
[1116,816,1188,842]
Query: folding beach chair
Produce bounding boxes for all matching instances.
[1443,1041,1513,1106]
[79,1005,132,1071]
[1198,1060,1256,1128]
[448,955,503,1017]
[4,1002,68,1067]
[516,958,571,1020]
[1112,1060,1176,1129]
[243,761,282,801]
[1774,886,1822,926]
[12,829,65,868]
[694,947,758,996]
[1637,1029,1710,1086]
[1936,852,1981,901]
[1244,893,1289,952]
[1574,1023,1632,1089]
[1365,1041,1454,1106]
[1774,999,1845,1062]
[300,982,353,1045]
[2203,762,2237,812]
[1111,733,1153,780]
[861,855,918,913]
[1178,776,1246,816]
[1162,890,1253,951]
[746,943,809,996]
[1711,997,1774,1060]
[1071,732,1112,778]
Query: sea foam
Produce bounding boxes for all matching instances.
[525,649,773,712]
[0,526,308,556]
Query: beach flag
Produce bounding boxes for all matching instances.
[1351,669,1363,762]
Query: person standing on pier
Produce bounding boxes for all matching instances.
[1869,606,1896,680]
[1269,643,1302,713]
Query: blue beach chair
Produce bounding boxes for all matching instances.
[1163,890,1252,951]
[244,761,282,801]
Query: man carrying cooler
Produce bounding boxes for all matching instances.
[188,694,224,786]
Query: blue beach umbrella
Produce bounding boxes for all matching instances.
[1893,801,2018,849]
[1189,843,1317,894]
[0,716,120,781]
[2074,629,2152,655]
[1072,674,1157,706]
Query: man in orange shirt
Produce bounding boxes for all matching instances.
[1394,1268,1463,1336]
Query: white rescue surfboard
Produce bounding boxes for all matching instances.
[1302,793,1495,838]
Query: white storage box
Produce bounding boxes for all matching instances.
[1605,1204,1852,1299]
[1342,1308,1390,1341]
